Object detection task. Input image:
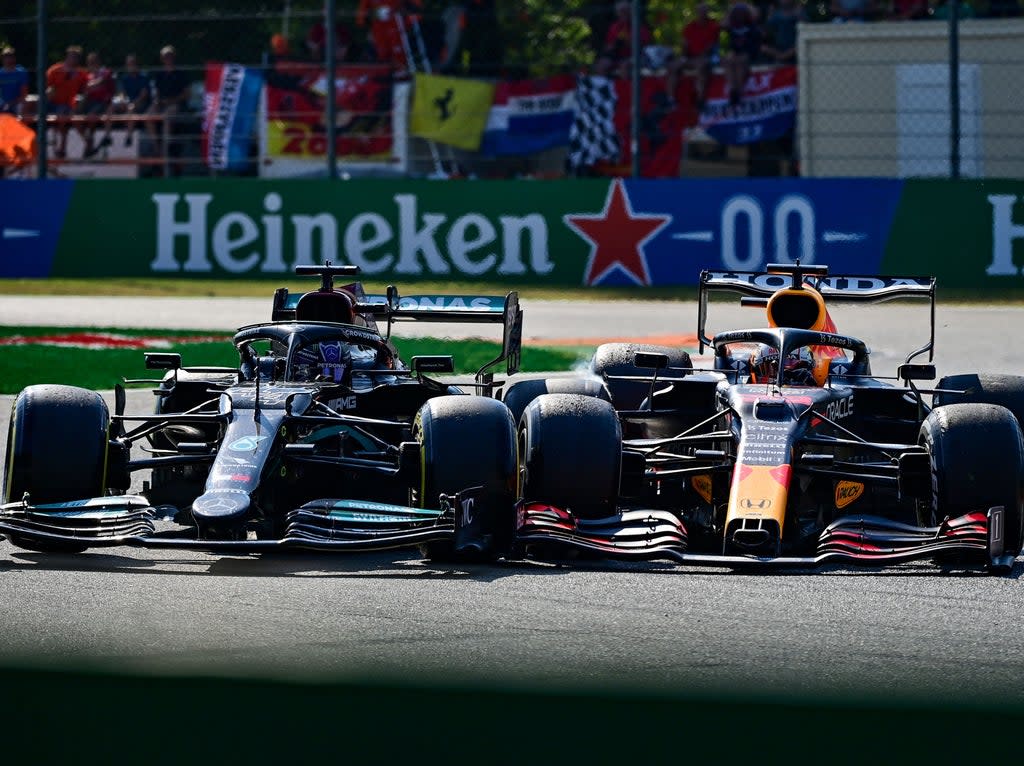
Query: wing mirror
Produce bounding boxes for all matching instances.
[634,352,669,370]
[412,356,455,375]
[898,363,936,382]
[145,352,181,370]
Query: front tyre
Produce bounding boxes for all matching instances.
[415,396,517,562]
[920,402,1024,559]
[519,393,622,520]
[3,385,111,553]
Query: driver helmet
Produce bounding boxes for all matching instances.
[316,340,353,385]
[293,340,353,385]
[749,345,818,386]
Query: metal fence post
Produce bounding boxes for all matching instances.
[949,0,960,179]
[36,0,47,178]
[325,0,338,179]
[630,0,641,178]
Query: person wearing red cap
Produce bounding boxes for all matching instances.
[357,0,423,70]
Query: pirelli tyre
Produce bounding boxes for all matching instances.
[934,373,1024,427]
[501,377,610,427]
[919,402,1024,559]
[415,396,518,562]
[3,385,111,553]
[519,393,622,520]
[591,343,691,411]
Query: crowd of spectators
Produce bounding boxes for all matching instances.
[585,0,1018,106]
[0,42,195,162]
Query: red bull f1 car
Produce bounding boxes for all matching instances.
[509,263,1024,574]
[1,264,523,560]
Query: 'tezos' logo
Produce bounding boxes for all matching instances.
[740,497,772,510]
[835,481,864,509]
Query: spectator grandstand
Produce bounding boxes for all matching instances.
[0,0,1020,179]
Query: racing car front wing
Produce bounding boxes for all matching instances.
[515,504,1014,573]
[0,497,1013,573]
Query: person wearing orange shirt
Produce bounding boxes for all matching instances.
[45,45,87,158]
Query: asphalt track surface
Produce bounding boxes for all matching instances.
[2,296,1024,705]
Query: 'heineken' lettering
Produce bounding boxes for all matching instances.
[148,190,556,278]
[447,213,496,276]
[345,212,393,274]
[151,193,213,272]
[394,193,449,274]
[986,194,1024,276]
[292,213,337,267]
[211,212,260,273]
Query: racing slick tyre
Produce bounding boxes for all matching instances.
[919,402,1024,559]
[415,396,518,562]
[934,373,1024,427]
[591,343,691,411]
[3,385,111,553]
[519,393,621,520]
[501,377,610,427]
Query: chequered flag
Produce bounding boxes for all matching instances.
[567,75,620,172]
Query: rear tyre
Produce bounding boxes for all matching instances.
[934,373,1024,426]
[919,403,1024,558]
[519,393,621,519]
[415,396,517,562]
[3,385,110,553]
[502,377,610,427]
[591,343,691,411]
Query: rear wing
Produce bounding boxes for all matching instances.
[272,286,523,378]
[697,264,936,362]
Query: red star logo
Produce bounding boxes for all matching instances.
[564,180,671,286]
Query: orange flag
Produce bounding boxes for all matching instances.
[0,114,36,168]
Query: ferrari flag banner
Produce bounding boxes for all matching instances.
[480,75,575,156]
[409,73,495,151]
[202,63,263,171]
[699,66,797,145]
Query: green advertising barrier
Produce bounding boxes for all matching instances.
[6,177,1023,288]
[55,179,607,284]
[883,180,1024,289]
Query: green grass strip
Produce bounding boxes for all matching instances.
[0,327,584,395]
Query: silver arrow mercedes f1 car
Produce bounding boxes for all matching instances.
[1,264,523,560]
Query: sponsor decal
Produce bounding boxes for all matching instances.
[824,396,854,421]
[0,332,226,350]
[327,395,358,411]
[740,497,773,510]
[228,435,270,451]
[691,474,713,504]
[835,480,865,509]
[460,497,475,527]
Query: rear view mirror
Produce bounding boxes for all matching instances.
[898,363,936,382]
[634,352,669,370]
[412,356,455,375]
[145,352,181,370]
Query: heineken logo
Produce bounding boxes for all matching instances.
[150,192,554,278]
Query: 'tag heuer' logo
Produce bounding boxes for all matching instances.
[835,480,864,509]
